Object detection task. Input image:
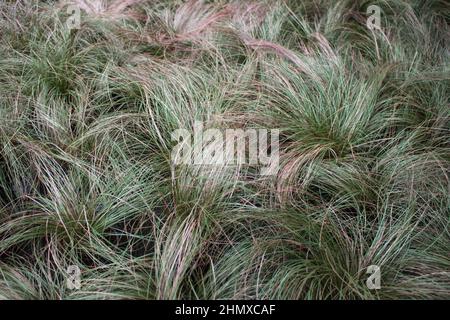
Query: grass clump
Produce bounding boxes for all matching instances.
[0,0,448,299]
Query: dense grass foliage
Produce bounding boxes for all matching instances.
[0,0,449,299]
